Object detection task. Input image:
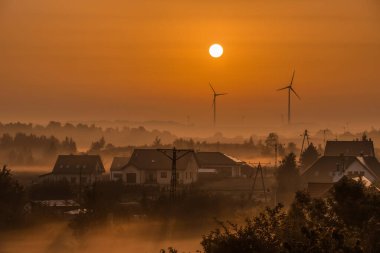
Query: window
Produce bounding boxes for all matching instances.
[126,173,137,183]
[161,172,167,178]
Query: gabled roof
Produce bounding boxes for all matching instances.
[302,156,357,183]
[307,182,334,198]
[355,156,380,179]
[195,152,240,167]
[52,155,105,175]
[123,149,195,171]
[110,157,130,171]
[302,155,380,183]
[324,140,375,157]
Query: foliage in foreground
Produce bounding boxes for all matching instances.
[0,165,26,229]
[201,177,380,253]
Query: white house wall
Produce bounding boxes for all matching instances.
[332,160,376,183]
[111,155,199,185]
[344,160,376,182]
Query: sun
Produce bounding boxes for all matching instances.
[209,44,223,58]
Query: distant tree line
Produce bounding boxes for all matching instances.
[0,133,76,165]
[0,121,177,147]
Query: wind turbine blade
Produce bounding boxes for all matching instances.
[277,86,290,91]
[216,93,228,96]
[290,87,301,100]
[290,69,295,86]
[209,82,216,94]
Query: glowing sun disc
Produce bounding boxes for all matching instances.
[209,44,223,58]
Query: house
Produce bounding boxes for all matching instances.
[40,154,105,184]
[110,149,198,185]
[302,154,380,197]
[110,157,130,180]
[324,139,375,157]
[195,152,242,178]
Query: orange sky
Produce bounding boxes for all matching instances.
[0,0,379,128]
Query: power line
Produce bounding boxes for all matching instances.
[157,147,194,200]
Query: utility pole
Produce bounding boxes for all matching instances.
[157,147,194,200]
[250,162,271,203]
[300,129,310,154]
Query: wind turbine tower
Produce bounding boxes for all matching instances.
[277,70,301,124]
[209,82,227,127]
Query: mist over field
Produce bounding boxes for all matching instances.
[1,221,205,253]
[1,0,379,251]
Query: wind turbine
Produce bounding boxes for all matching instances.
[277,70,301,124]
[209,82,227,127]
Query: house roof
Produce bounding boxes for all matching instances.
[324,140,375,157]
[195,152,240,167]
[123,149,195,171]
[52,155,105,175]
[302,156,357,183]
[307,182,334,198]
[355,156,380,179]
[302,155,380,183]
[110,157,130,171]
[240,163,255,177]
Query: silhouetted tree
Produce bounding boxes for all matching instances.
[275,153,300,204]
[88,137,106,153]
[262,132,279,155]
[152,136,162,148]
[330,176,380,228]
[200,190,368,253]
[299,143,320,169]
[201,204,285,253]
[0,166,26,229]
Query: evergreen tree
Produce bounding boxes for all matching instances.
[0,166,26,229]
[299,143,320,169]
[275,153,300,204]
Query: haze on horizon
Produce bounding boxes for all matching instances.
[0,0,379,129]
